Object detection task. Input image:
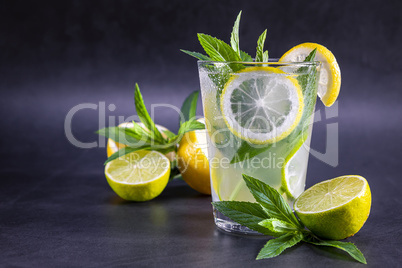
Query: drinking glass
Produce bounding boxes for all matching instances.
[197,60,321,234]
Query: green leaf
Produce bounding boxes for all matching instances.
[212,201,276,236]
[256,232,303,260]
[180,91,199,125]
[240,50,253,62]
[303,235,367,264]
[197,33,242,62]
[263,51,269,62]
[230,11,242,57]
[104,146,150,165]
[162,129,176,139]
[242,174,303,228]
[255,29,268,62]
[177,120,205,136]
[258,218,299,236]
[304,47,317,62]
[230,141,272,164]
[134,83,165,144]
[180,50,211,61]
[129,121,155,142]
[97,127,141,146]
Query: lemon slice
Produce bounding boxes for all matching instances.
[105,150,170,201]
[294,175,371,240]
[220,67,304,144]
[279,43,341,107]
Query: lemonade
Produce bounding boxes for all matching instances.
[198,61,321,233]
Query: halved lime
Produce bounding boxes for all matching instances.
[294,175,371,240]
[220,67,304,144]
[105,150,170,201]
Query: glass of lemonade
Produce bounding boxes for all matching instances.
[198,60,321,234]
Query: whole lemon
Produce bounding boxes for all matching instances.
[177,120,211,195]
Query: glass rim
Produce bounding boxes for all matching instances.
[197,58,321,67]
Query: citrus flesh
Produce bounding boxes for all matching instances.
[105,150,170,201]
[280,133,311,201]
[294,175,371,240]
[279,42,341,107]
[220,67,304,144]
[177,118,211,195]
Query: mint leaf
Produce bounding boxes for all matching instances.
[180,50,211,61]
[104,146,150,165]
[134,83,165,144]
[304,47,317,62]
[177,120,205,136]
[256,232,303,260]
[230,11,242,57]
[263,51,269,62]
[240,50,253,62]
[129,121,155,143]
[180,91,199,125]
[258,218,299,236]
[212,201,277,236]
[242,174,303,228]
[162,129,176,139]
[197,33,242,62]
[303,235,367,264]
[255,29,268,62]
[97,127,141,146]
[230,141,272,164]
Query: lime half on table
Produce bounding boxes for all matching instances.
[294,175,371,240]
[105,150,170,201]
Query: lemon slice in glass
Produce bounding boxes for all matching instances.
[279,42,341,107]
[105,150,170,201]
[220,67,304,144]
[294,175,371,240]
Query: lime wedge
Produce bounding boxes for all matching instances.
[105,150,170,201]
[280,135,310,201]
[220,67,304,144]
[294,175,371,240]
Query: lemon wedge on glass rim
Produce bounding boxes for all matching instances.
[279,42,341,107]
[220,66,304,145]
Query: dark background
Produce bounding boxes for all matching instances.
[1,0,401,267]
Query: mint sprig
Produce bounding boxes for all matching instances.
[96,84,205,171]
[181,11,264,64]
[212,174,367,264]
